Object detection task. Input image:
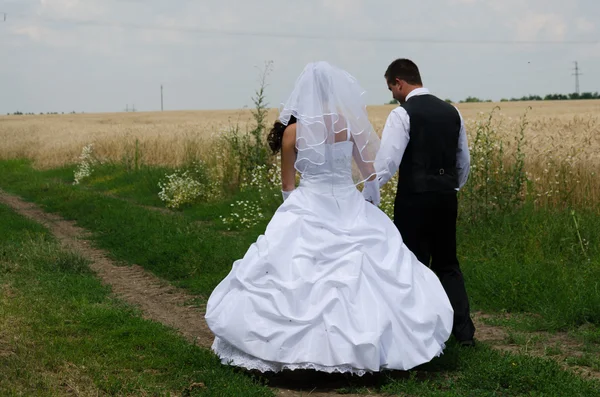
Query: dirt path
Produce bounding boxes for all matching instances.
[0,189,215,348]
[1,188,598,395]
[472,313,600,381]
[0,189,378,396]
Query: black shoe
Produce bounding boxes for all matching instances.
[459,339,476,348]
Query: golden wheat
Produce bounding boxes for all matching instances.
[1,100,599,169]
[1,100,599,208]
[0,109,265,168]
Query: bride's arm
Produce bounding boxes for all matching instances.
[351,135,377,182]
[351,135,380,205]
[280,124,297,198]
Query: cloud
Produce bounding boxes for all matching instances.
[322,0,363,19]
[514,13,568,41]
[6,0,109,49]
[576,17,595,33]
[448,0,479,4]
[11,24,46,42]
[40,0,79,10]
[38,0,107,18]
[485,1,598,43]
[9,22,85,48]
[1,0,599,114]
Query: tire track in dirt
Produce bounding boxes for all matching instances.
[472,312,600,381]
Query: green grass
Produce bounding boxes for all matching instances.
[460,204,600,329]
[1,159,600,395]
[479,312,600,338]
[0,159,270,296]
[267,340,600,396]
[477,312,600,374]
[1,159,598,331]
[380,344,600,396]
[0,202,274,396]
[80,162,172,207]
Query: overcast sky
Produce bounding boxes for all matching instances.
[1,0,599,114]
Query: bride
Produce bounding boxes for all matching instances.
[204,61,454,376]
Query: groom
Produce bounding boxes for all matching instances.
[368,58,476,346]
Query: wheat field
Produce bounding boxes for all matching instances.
[1,100,599,170]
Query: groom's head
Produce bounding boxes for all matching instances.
[384,58,423,104]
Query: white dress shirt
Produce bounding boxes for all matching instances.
[375,87,470,191]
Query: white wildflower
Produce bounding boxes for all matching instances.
[73,143,96,185]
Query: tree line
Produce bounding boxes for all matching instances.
[386,91,600,105]
[6,111,81,116]
[7,91,600,115]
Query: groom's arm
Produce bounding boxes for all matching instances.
[455,108,470,190]
[374,108,410,188]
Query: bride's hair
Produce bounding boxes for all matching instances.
[267,115,297,154]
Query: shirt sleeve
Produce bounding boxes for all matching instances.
[375,107,410,188]
[454,107,470,190]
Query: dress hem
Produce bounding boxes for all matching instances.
[210,337,446,377]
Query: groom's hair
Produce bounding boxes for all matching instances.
[385,59,422,86]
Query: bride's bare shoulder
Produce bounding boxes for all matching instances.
[282,124,297,150]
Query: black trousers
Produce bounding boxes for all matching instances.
[394,190,475,342]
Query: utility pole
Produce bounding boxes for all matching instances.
[572,61,582,95]
[161,84,164,111]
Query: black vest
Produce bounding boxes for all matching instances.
[396,94,461,195]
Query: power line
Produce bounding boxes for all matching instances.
[572,61,583,94]
[14,16,600,45]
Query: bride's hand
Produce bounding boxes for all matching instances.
[282,189,294,201]
[362,179,380,206]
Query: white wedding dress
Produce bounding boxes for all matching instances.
[204,134,455,376]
